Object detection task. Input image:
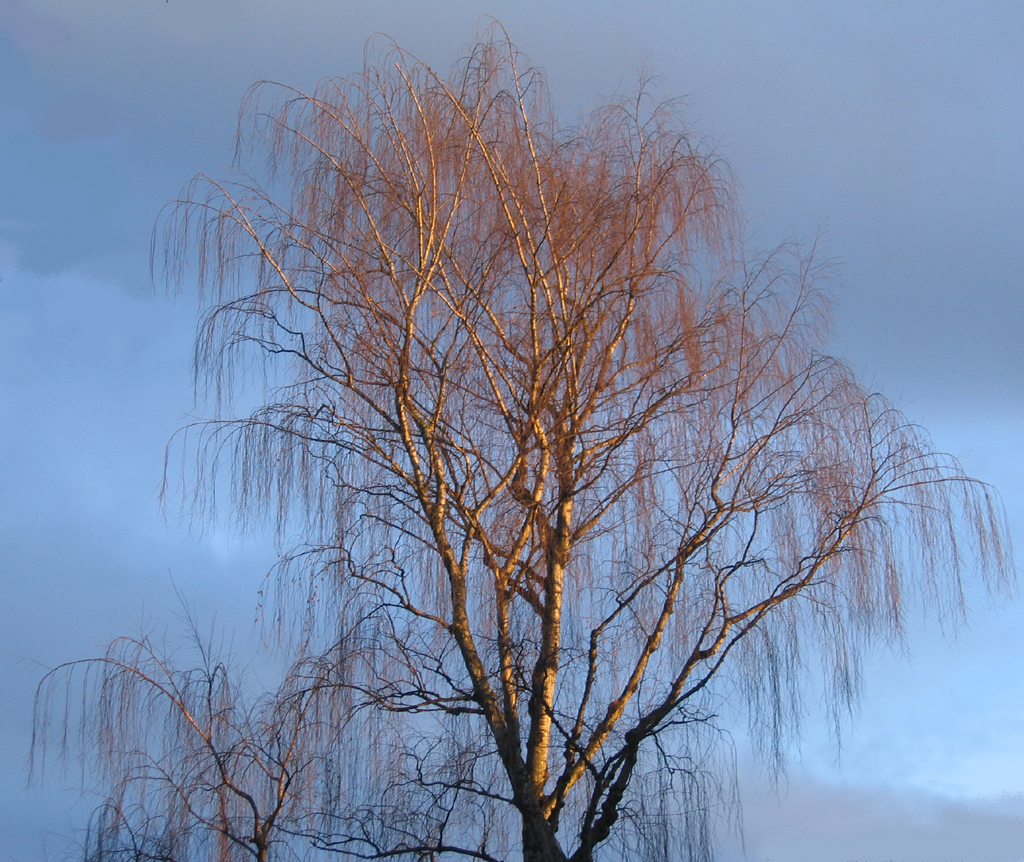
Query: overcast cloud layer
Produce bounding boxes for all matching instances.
[2,2,1023,860]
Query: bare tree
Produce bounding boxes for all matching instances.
[133,26,1007,862]
[34,628,350,862]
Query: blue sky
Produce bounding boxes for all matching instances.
[2,2,1023,860]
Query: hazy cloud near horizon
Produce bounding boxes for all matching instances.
[3,2,1024,860]
[720,772,1024,862]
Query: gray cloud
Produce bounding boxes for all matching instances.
[719,771,1024,862]
[4,1,1021,410]
[0,0,69,53]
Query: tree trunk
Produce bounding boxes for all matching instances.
[521,813,568,862]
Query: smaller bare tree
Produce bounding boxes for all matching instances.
[33,627,350,862]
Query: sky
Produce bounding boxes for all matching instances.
[1,1,1022,860]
